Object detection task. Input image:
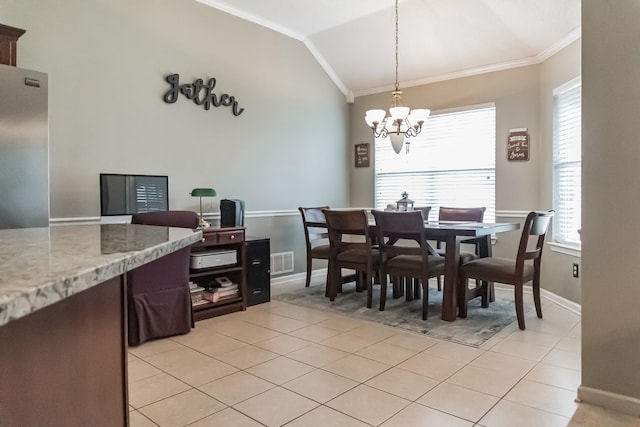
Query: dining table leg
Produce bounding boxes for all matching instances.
[441,235,462,321]
[477,235,495,302]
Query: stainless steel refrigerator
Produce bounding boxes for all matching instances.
[0,63,49,229]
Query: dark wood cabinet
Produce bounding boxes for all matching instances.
[246,237,271,306]
[189,227,247,321]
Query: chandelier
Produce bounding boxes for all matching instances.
[364,0,430,154]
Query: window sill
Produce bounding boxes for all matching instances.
[548,242,581,257]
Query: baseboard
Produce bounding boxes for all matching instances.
[539,287,581,315]
[577,385,640,417]
[270,269,328,287]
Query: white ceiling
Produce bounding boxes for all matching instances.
[197,0,581,100]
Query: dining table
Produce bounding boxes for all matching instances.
[306,212,520,322]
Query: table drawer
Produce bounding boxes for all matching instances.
[218,230,244,244]
[200,232,219,246]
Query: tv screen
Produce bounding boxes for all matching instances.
[100,173,168,216]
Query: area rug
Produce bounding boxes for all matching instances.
[273,284,532,348]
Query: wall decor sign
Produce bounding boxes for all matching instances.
[355,143,370,167]
[163,73,245,116]
[507,128,529,161]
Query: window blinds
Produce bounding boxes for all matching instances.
[553,78,582,245]
[374,104,496,222]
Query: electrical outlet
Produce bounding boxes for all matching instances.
[572,263,579,278]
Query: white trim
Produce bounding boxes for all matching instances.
[355,56,541,98]
[577,386,640,418]
[270,268,327,287]
[548,242,582,257]
[495,210,529,218]
[553,75,582,96]
[540,287,581,315]
[194,0,351,100]
[538,28,582,62]
[50,209,302,225]
[430,102,496,116]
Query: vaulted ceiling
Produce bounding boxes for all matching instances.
[197,0,581,100]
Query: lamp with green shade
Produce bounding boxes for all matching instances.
[190,188,216,228]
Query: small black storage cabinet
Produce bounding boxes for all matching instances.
[246,237,271,306]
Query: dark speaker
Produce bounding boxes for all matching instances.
[246,238,270,306]
[220,199,245,227]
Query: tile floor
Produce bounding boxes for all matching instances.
[128,278,640,427]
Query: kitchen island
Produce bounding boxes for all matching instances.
[0,223,202,426]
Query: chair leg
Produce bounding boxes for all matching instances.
[436,275,442,291]
[514,284,526,330]
[414,278,421,299]
[457,272,469,318]
[379,272,388,311]
[355,271,363,292]
[405,277,413,301]
[480,280,489,308]
[533,273,543,319]
[366,271,373,309]
[392,276,401,299]
[305,255,312,287]
[421,279,429,320]
[327,263,339,301]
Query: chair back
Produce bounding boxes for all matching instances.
[323,209,371,250]
[131,210,199,229]
[438,206,486,222]
[516,210,554,270]
[414,206,432,221]
[298,206,330,248]
[371,210,429,258]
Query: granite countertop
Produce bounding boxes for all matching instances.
[0,224,202,327]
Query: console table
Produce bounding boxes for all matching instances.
[0,224,201,426]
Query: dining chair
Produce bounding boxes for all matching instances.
[323,209,380,308]
[389,205,431,301]
[435,206,486,292]
[298,206,331,288]
[127,210,199,346]
[457,210,554,330]
[372,209,445,319]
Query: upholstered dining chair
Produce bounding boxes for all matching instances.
[127,210,199,346]
[323,209,380,308]
[372,209,445,319]
[457,210,554,330]
[435,206,486,292]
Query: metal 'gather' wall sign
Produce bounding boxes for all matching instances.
[163,73,245,116]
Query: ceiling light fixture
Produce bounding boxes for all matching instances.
[364,0,430,154]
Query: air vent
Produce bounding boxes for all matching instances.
[270,251,294,275]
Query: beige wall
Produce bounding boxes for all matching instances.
[1,0,350,274]
[579,0,640,415]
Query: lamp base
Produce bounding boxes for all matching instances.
[198,217,211,229]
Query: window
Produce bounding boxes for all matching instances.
[374,103,496,222]
[553,78,581,245]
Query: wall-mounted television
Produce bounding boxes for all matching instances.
[100,173,168,216]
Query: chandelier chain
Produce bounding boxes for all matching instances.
[394,0,399,91]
